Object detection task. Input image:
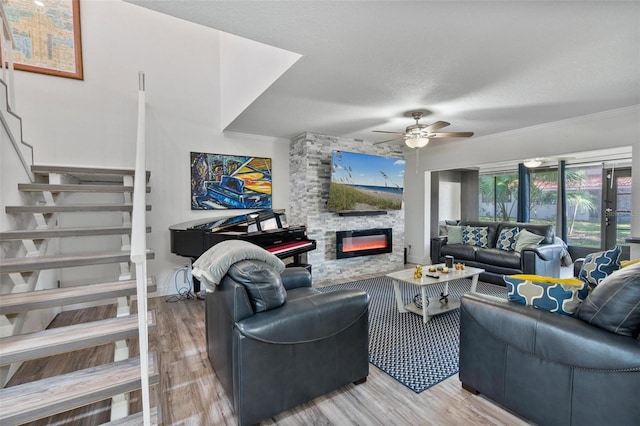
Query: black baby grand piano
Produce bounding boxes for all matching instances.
[170,209,316,293]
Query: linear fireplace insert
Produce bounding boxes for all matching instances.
[336,228,392,259]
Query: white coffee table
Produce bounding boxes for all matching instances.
[386,265,485,323]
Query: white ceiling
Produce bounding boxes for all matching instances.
[127,1,640,146]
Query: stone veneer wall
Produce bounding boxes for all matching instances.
[289,132,406,284]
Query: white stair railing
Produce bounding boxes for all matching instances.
[130,71,151,425]
[0,1,34,182]
[0,0,15,111]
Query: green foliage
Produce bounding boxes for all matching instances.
[328,183,401,210]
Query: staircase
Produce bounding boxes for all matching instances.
[0,165,161,424]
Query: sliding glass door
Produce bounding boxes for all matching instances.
[604,168,632,257]
[478,164,631,257]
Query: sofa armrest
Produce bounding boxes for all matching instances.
[281,267,312,290]
[521,243,563,277]
[431,236,447,264]
[237,289,369,343]
[460,293,640,370]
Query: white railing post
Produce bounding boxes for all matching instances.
[0,1,16,111]
[130,71,151,426]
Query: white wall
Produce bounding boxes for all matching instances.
[404,106,640,262]
[6,0,291,295]
[438,181,461,221]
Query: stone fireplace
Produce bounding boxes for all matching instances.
[289,132,405,284]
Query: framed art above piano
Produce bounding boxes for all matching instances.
[191,152,272,210]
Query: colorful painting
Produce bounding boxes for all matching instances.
[191,152,272,210]
[2,0,83,79]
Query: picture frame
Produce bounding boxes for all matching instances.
[2,0,83,80]
[191,152,273,210]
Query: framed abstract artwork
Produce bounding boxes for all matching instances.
[2,0,83,80]
[191,152,272,210]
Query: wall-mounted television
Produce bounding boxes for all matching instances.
[329,150,405,212]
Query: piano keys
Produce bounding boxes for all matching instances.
[169,209,316,294]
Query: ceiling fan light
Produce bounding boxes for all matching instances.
[405,136,429,149]
[524,159,542,168]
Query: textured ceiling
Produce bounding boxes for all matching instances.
[127,1,640,146]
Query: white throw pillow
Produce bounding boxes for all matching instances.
[446,225,463,244]
[514,229,544,253]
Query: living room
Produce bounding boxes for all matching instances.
[1,0,639,424]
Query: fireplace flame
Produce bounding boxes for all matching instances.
[342,235,388,252]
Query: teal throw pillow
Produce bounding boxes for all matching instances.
[578,246,622,288]
[462,226,489,248]
[514,228,544,253]
[504,275,589,316]
[446,225,463,244]
[496,227,520,251]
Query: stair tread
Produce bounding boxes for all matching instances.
[6,204,152,213]
[32,165,151,181]
[0,226,152,240]
[0,311,156,366]
[0,277,156,315]
[18,183,151,193]
[101,406,160,426]
[0,251,155,273]
[0,353,159,425]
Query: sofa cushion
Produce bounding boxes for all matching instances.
[476,248,521,269]
[514,229,544,253]
[576,264,640,337]
[462,225,490,248]
[502,222,555,244]
[460,221,500,247]
[578,246,622,288]
[504,275,589,316]
[621,259,640,268]
[227,260,287,312]
[441,243,478,262]
[446,225,463,244]
[496,226,520,251]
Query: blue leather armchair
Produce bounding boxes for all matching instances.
[205,260,369,425]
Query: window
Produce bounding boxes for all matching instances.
[529,168,558,226]
[479,172,518,222]
[566,165,601,248]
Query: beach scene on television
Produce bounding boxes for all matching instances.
[329,151,405,211]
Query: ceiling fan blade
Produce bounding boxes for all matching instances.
[372,130,405,135]
[430,132,474,138]
[425,121,450,132]
[374,137,403,145]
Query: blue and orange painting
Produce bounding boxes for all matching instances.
[329,150,405,211]
[191,152,272,210]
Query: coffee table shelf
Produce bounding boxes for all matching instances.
[386,266,485,323]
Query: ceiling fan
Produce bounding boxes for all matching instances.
[373,111,474,148]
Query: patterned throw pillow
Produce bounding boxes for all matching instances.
[496,227,520,251]
[578,246,622,288]
[462,226,489,248]
[504,275,589,316]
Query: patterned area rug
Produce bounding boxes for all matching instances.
[319,276,506,393]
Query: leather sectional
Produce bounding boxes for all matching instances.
[431,220,564,285]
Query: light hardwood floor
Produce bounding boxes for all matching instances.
[7,277,532,426]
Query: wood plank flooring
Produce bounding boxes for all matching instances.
[6,277,532,425]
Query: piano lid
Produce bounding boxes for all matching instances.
[169,209,286,233]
